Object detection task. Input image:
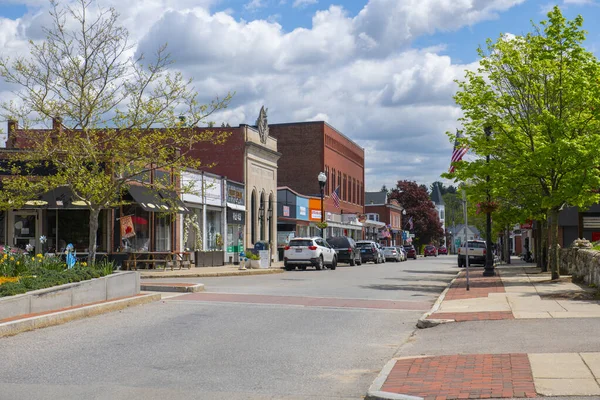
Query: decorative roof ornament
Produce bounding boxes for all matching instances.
[256,105,269,144]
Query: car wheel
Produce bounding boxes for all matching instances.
[330,257,337,270]
[315,256,323,270]
[357,258,362,266]
[284,261,294,271]
[300,266,307,271]
[350,257,356,266]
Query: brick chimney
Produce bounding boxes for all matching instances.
[52,116,63,132]
[6,119,18,148]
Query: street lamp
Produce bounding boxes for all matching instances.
[483,126,495,276]
[318,172,327,239]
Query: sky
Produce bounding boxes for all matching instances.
[0,0,599,192]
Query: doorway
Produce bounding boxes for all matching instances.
[8,210,39,253]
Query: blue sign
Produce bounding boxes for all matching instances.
[402,231,408,240]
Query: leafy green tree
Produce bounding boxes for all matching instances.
[449,6,600,279]
[0,0,232,263]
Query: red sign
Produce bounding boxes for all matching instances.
[520,220,533,230]
[593,232,600,242]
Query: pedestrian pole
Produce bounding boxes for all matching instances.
[462,190,470,291]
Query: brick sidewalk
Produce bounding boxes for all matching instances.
[380,354,537,399]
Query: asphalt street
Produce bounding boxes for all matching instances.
[0,256,457,400]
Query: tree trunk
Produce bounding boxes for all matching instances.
[535,220,542,270]
[550,209,560,280]
[88,208,101,265]
[505,225,511,264]
[541,219,548,273]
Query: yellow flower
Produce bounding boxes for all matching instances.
[10,257,14,261]
[82,262,88,267]
[37,254,43,258]
[32,257,35,261]
[16,261,19,265]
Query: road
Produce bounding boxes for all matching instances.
[0,255,457,400]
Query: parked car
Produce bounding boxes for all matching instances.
[438,246,448,255]
[326,236,362,266]
[457,240,487,267]
[396,246,407,261]
[283,237,337,271]
[383,246,402,262]
[424,245,438,257]
[356,241,383,264]
[403,244,417,260]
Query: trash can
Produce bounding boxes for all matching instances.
[254,241,269,251]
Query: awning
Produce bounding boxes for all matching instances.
[23,186,90,209]
[128,185,190,214]
[227,202,246,212]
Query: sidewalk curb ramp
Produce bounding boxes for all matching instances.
[0,293,160,338]
[365,358,425,400]
[140,268,284,279]
[416,270,460,329]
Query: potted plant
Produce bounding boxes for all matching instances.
[245,251,261,269]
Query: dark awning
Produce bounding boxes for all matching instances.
[128,185,189,214]
[23,186,90,209]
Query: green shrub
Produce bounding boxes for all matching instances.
[246,252,260,260]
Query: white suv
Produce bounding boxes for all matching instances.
[283,237,337,271]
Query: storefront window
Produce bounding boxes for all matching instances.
[206,209,222,250]
[47,209,108,253]
[184,208,203,251]
[298,225,308,238]
[0,211,5,247]
[155,214,172,251]
[121,204,150,251]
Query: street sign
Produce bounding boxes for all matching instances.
[455,238,461,247]
[409,234,415,238]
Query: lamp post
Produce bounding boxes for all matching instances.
[318,172,327,239]
[483,126,495,276]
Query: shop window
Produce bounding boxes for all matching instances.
[207,209,223,250]
[121,204,150,251]
[154,169,172,186]
[154,214,172,251]
[184,208,203,251]
[0,211,5,247]
[49,209,108,253]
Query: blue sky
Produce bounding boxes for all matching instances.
[1,0,599,190]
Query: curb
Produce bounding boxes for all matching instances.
[140,283,205,293]
[415,270,461,329]
[0,293,160,338]
[365,358,424,400]
[140,268,284,279]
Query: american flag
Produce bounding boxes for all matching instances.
[331,186,340,208]
[407,216,413,230]
[449,130,469,173]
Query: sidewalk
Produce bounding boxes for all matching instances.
[368,259,600,399]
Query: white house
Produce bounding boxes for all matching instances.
[431,185,446,246]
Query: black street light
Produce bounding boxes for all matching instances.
[318,171,327,239]
[484,126,495,276]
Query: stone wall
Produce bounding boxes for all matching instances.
[561,248,600,286]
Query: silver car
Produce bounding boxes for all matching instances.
[383,246,401,262]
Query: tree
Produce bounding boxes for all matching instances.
[380,185,389,193]
[430,181,457,196]
[0,0,232,263]
[449,6,600,279]
[389,180,443,249]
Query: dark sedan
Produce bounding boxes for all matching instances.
[326,236,362,266]
[403,244,417,260]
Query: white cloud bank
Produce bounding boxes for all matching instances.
[0,0,523,190]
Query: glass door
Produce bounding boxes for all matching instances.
[9,211,38,253]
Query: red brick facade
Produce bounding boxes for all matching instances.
[187,127,246,183]
[365,200,404,245]
[269,121,364,215]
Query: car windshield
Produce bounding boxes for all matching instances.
[355,242,372,248]
[426,246,435,250]
[327,237,350,247]
[384,247,396,251]
[403,245,414,250]
[289,240,313,247]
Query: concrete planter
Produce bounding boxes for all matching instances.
[0,271,140,321]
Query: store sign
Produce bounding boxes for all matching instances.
[299,206,307,217]
[227,208,245,225]
[227,182,245,205]
[310,209,322,220]
[283,205,290,217]
[583,217,600,229]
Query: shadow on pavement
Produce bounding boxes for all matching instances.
[402,270,458,275]
[359,284,445,293]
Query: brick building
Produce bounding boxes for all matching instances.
[365,191,405,246]
[269,121,365,239]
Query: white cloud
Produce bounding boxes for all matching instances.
[245,0,266,11]
[0,0,523,190]
[293,0,318,8]
[563,0,596,4]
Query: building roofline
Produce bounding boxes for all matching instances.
[269,120,364,153]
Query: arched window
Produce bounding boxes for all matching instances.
[268,193,274,245]
[260,192,266,240]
